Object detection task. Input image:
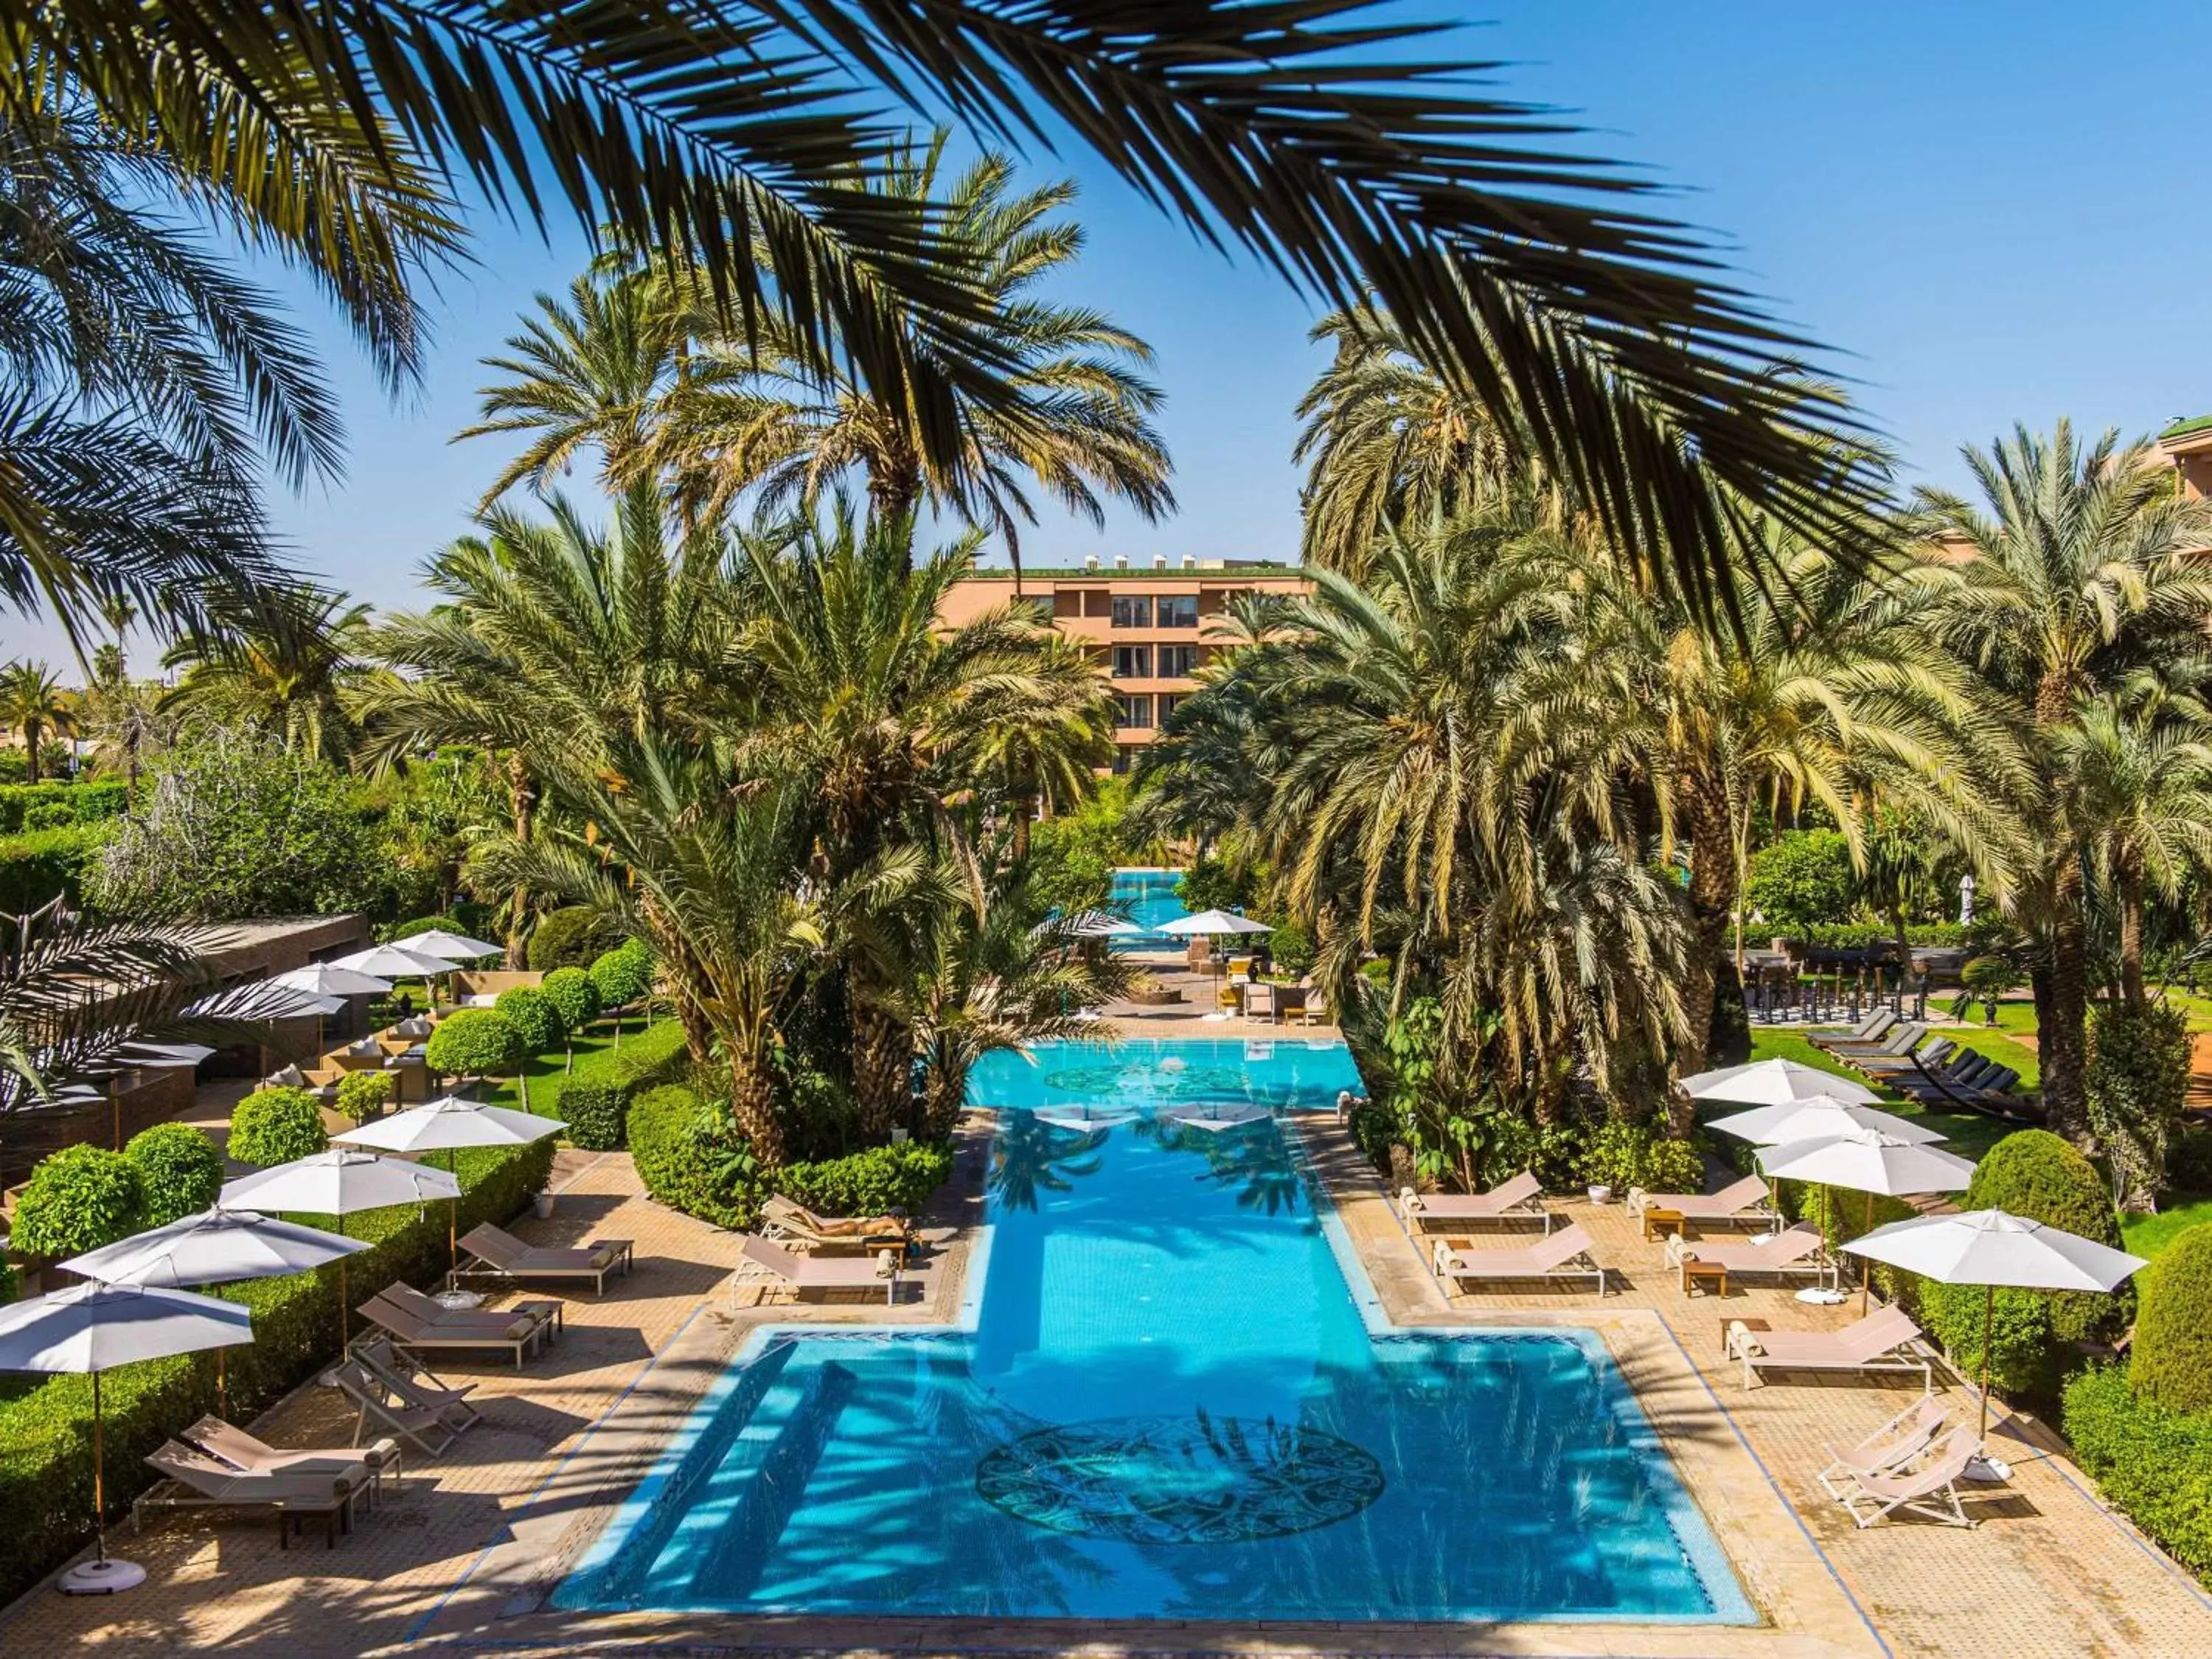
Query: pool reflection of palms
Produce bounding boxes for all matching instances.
[988,1112,1107,1211]
[1138,1113,1304,1217]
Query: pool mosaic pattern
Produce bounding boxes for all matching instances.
[558,1042,1751,1625]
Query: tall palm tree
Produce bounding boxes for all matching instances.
[13,4,1879,611]
[1914,422,2212,1135]
[0,661,76,785]
[160,588,375,763]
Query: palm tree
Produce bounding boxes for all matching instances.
[161,588,375,763]
[0,662,76,785]
[1914,422,2212,1135]
[11,4,1879,610]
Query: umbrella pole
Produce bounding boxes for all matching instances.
[91,1368,106,1564]
[1980,1281,1994,1444]
[338,1237,349,1351]
[1860,1191,1874,1313]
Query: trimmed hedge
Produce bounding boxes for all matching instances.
[426,1008,524,1080]
[628,1083,756,1230]
[526,905,623,972]
[227,1086,329,1166]
[0,823,109,911]
[0,1137,552,1605]
[560,1080,627,1151]
[2130,1223,2212,1415]
[122,1124,223,1227]
[775,1142,953,1218]
[11,1146,142,1256]
[0,781,127,833]
[2063,1366,2212,1579]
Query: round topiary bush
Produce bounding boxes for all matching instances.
[527,905,625,972]
[539,966,601,1036]
[122,1123,224,1226]
[335,1070,393,1122]
[12,1144,143,1256]
[425,1008,524,1081]
[2130,1222,2212,1414]
[1924,1127,2129,1394]
[495,985,565,1055]
[227,1085,330,1167]
[589,942,653,1020]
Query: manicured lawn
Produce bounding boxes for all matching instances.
[2122,1194,2212,1260]
[474,1015,680,1120]
[1742,1029,2013,1161]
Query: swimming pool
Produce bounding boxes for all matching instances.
[556,1040,1750,1624]
[1109,866,1189,950]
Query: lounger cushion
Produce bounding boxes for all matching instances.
[504,1318,535,1340]
[586,1245,616,1268]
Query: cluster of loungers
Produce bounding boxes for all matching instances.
[741,1195,936,1304]
[1812,1012,2033,1119]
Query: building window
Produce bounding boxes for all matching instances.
[1112,644,1152,678]
[1110,745,1134,776]
[1157,693,1186,723]
[1110,594,1152,628]
[1115,693,1152,729]
[1158,644,1200,678]
[1157,594,1199,628]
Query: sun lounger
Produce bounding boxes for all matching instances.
[1430,1222,1606,1295]
[1826,1023,1929,1062]
[327,1343,479,1456]
[1810,1009,1896,1051]
[183,1416,403,1506]
[760,1194,914,1256]
[1727,1304,1933,1390]
[382,1280,563,1342]
[134,1442,369,1548]
[358,1286,554,1368]
[1397,1170,1551,1232]
[1817,1397,1950,1500]
[1665,1221,1832,1293]
[451,1222,634,1294]
[1831,1425,1982,1528]
[1626,1173,1775,1226]
[740,1234,908,1304]
[1851,1035,1958,1076]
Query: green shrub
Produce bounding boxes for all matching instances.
[1176,854,1254,917]
[226,1085,330,1166]
[1641,1136,1705,1194]
[10,1146,142,1257]
[425,1008,524,1080]
[0,1256,16,1306]
[2170,1127,2212,1196]
[0,780,127,834]
[526,905,623,972]
[2063,1365,2212,1578]
[1268,919,1318,979]
[2129,1222,2212,1414]
[2088,999,2190,1209]
[560,1080,627,1151]
[588,942,653,1011]
[1745,828,1855,933]
[0,1135,551,1606]
[1924,1128,2128,1395]
[775,1141,953,1218]
[1576,1119,1699,1194]
[627,1083,760,1229]
[334,1070,393,1122]
[540,966,601,1034]
[122,1124,223,1227]
[0,823,109,911]
[21,800,71,830]
[495,985,564,1054]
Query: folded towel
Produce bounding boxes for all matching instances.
[504,1318,535,1341]
[587,1246,615,1268]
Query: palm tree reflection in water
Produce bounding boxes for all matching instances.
[989,1111,1107,1211]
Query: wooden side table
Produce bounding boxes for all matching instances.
[1642,1207,1686,1242]
[1680,1259,1728,1298]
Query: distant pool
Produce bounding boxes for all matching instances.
[1110,866,1188,950]
[556,1040,1750,1625]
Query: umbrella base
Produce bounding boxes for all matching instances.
[1964,1455,2012,1484]
[1795,1286,1849,1305]
[60,1558,145,1595]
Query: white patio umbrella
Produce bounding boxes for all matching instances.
[270,962,394,998]
[116,1042,215,1069]
[60,1208,365,1414]
[1706,1095,1946,1148]
[335,1096,564,1262]
[331,943,455,979]
[0,1282,252,1593]
[1158,909,1273,937]
[1846,1208,2147,1453]
[1759,1130,1977,1310]
[399,929,502,961]
[1679,1057,1879,1107]
[220,1152,462,1340]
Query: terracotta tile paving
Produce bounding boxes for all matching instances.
[3,1110,2207,1657]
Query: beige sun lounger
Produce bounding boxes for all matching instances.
[1626,1173,1775,1226]
[354,1335,481,1427]
[1832,1425,1982,1528]
[359,1288,552,1368]
[1727,1303,1933,1390]
[327,1353,473,1458]
[1397,1170,1551,1232]
[1665,1220,1832,1291]
[183,1416,403,1506]
[740,1234,908,1305]
[134,1442,369,1548]
[383,1281,563,1342]
[760,1194,914,1254]
[1431,1222,1606,1295]
[451,1222,634,1295]
[1817,1397,1950,1500]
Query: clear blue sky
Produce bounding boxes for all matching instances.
[8,1,2211,663]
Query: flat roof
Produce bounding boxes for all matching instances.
[958,563,1305,581]
[2159,414,2212,441]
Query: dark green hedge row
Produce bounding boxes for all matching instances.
[549,1019,690,1150]
[775,1141,953,1218]
[0,1137,552,1605]
[2063,1366,2212,1579]
[0,781,127,833]
[0,823,110,911]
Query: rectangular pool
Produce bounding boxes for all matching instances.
[556,1040,1750,1624]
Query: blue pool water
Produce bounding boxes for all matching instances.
[557,1040,1750,1624]
[1110,866,1189,950]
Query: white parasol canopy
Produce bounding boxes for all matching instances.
[271,962,392,998]
[331,944,455,979]
[60,1208,365,1288]
[1708,1095,1945,1147]
[334,1094,563,1155]
[398,928,503,961]
[1678,1057,1879,1107]
[1158,909,1272,936]
[220,1148,461,1211]
[0,1281,253,1592]
[1758,1129,1976,1194]
[1846,1208,2147,1450]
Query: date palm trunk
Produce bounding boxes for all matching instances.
[853,1009,913,1140]
[502,751,535,969]
[2118,859,2147,1010]
[2040,856,2091,1144]
[1672,799,1737,1131]
[730,1051,785,1168]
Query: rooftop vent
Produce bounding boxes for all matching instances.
[1084,554,1100,570]
[1180,555,1197,569]
[1113,554,1130,569]
[1152,554,1168,569]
